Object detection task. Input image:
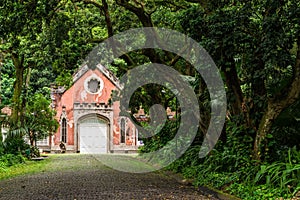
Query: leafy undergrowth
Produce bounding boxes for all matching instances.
[0,154,50,180]
[165,143,300,200]
[151,122,300,200]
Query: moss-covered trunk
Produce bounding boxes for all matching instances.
[253,36,300,161]
[253,104,282,160]
[11,53,24,126]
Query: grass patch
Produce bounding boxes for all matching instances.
[0,156,51,180]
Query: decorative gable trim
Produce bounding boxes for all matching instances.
[73,63,122,90]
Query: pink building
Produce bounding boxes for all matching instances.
[41,64,139,153]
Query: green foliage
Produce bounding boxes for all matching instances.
[0,154,23,173]
[270,100,300,152]
[29,146,40,158]
[0,154,25,168]
[0,0,63,125]
[166,145,202,174]
[1,93,58,157]
[0,59,15,105]
[109,3,140,32]
[23,93,59,145]
[3,137,30,155]
[0,154,50,180]
[165,120,300,199]
[179,0,300,162]
[55,71,73,88]
[138,119,178,153]
[227,183,290,200]
[179,1,298,100]
[0,1,299,199]
[28,68,56,98]
[254,148,300,194]
[49,1,100,75]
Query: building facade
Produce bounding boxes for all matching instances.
[46,64,138,153]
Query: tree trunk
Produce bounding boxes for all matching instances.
[222,61,244,116]
[253,103,281,160]
[30,131,34,146]
[253,36,300,161]
[11,53,25,126]
[20,67,32,125]
[116,0,162,64]
[0,51,3,105]
[116,0,153,27]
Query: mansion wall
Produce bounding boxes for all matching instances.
[48,65,138,153]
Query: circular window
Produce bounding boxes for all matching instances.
[84,75,104,94]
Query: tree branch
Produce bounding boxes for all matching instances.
[184,0,208,8]
[87,38,107,43]
[254,36,300,161]
[73,0,104,10]
[286,36,300,103]
[270,36,300,106]
[116,0,153,27]
[101,0,114,37]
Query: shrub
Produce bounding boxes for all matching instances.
[0,154,25,167]
[164,121,300,199]
[3,137,30,155]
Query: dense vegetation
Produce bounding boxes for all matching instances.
[0,0,300,199]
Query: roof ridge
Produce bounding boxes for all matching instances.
[72,63,122,90]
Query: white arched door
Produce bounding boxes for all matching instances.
[79,117,108,154]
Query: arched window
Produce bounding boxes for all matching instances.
[61,118,67,143]
[120,118,126,143]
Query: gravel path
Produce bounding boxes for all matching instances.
[0,154,218,200]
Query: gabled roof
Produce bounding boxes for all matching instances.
[73,63,122,90]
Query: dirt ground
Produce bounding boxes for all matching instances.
[0,154,219,200]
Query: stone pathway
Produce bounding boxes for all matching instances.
[0,154,218,200]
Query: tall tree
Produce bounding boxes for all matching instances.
[0,0,62,125]
[180,0,300,160]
